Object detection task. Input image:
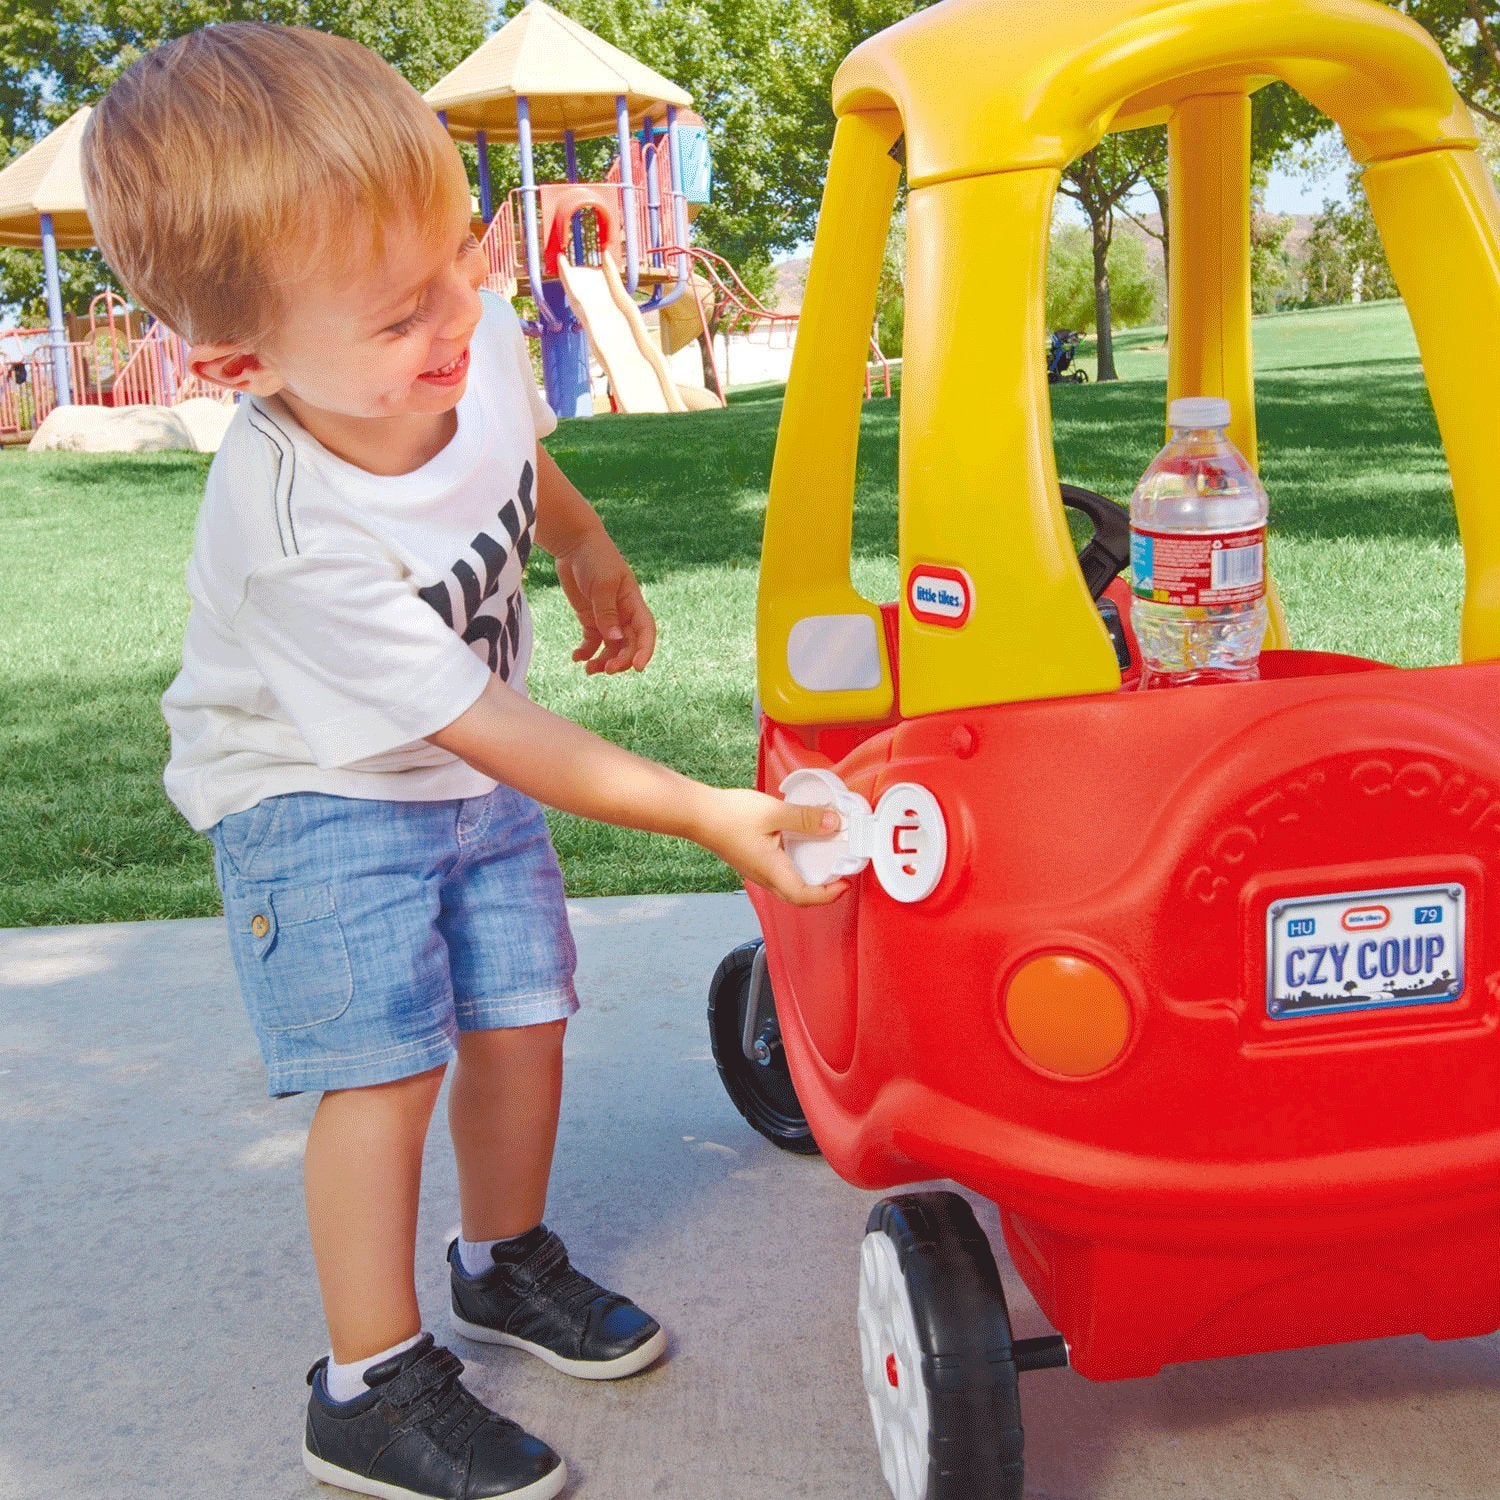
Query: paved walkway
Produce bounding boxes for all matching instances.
[4,893,1499,1499]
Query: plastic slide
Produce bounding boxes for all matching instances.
[554,252,720,414]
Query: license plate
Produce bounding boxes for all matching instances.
[1266,884,1465,1019]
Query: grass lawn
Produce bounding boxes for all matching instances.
[0,299,1459,926]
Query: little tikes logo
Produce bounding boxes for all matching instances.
[1342,905,1391,931]
[907,564,973,628]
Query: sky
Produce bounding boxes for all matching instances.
[777,135,1352,262]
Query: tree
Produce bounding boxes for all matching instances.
[1046,225,1159,335]
[1250,209,1295,313]
[873,212,906,357]
[1402,0,1500,125]
[1295,178,1398,307]
[1058,133,1154,381]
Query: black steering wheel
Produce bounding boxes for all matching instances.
[1060,484,1131,600]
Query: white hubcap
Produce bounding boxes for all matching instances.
[858,1230,930,1500]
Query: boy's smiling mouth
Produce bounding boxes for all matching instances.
[418,346,470,386]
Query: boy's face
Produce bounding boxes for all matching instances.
[197,153,486,424]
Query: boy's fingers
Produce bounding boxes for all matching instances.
[573,625,603,663]
[765,858,849,906]
[631,606,657,670]
[775,803,843,838]
[591,584,625,642]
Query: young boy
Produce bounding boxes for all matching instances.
[82,23,843,1500]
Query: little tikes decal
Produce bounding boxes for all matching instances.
[907,564,973,628]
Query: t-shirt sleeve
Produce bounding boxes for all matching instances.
[233,551,492,769]
[482,292,557,439]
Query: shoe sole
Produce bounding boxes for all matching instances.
[303,1445,566,1500]
[450,1314,668,1381]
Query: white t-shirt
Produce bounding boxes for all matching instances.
[161,293,557,831]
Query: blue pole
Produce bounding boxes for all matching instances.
[476,128,493,223]
[39,212,72,407]
[646,106,691,312]
[615,94,639,294]
[564,130,585,265]
[641,119,663,269]
[516,97,556,330]
[667,107,690,250]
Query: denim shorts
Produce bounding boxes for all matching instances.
[209,784,579,1098]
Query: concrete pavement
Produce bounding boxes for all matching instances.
[3,893,1499,1499]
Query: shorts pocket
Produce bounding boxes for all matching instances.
[213,797,286,881]
[235,882,354,1032]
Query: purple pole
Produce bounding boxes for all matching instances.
[615,94,639,293]
[39,212,72,406]
[564,129,585,264]
[476,128,493,223]
[641,119,663,268]
[516,97,557,330]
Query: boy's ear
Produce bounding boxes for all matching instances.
[187,344,283,396]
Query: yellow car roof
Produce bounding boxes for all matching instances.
[833,0,1476,185]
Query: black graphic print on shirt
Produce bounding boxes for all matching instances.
[418,461,536,679]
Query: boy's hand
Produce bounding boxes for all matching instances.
[694,788,851,907]
[554,528,656,675]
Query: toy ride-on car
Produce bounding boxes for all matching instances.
[705,1,1500,1497]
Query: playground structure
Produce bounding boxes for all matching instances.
[425,0,716,418]
[0,106,227,442]
[427,0,889,416]
[0,1,890,437]
[706,0,1500,1496]
[0,292,219,441]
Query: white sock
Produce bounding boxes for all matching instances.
[458,1226,539,1277]
[324,1332,425,1403]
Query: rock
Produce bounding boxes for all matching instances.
[28,403,194,454]
[172,396,236,453]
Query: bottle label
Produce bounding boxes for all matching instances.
[1131,525,1265,607]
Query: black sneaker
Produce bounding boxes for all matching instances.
[303,1334,566,1500]
[448,1226,667,1380]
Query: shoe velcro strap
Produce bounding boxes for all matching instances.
[512,1233,569,1286]
[382,1346,464,1409]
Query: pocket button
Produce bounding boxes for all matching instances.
[250,914,270,939]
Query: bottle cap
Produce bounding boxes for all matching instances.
[1168,396,1231,430]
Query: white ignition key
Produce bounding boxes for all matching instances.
[780,769,947,903]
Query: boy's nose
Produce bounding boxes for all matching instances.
[441,283,483,342]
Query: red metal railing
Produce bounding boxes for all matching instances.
[479,170,689,298]
[1,303,230,440]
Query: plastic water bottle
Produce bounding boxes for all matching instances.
[1129,396,1268,688]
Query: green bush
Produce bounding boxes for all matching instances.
[1046,225,1161,332]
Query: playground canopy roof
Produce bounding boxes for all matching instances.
[0,107,94,250]
[424,0,692,144]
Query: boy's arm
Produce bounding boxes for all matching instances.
[426,676,846,907]
[534,447,654,675]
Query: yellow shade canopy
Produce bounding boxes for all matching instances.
[0,107,94,249]
[424,1,692,144]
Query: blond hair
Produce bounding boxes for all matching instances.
[81,23,466,346]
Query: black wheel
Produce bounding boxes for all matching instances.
[858,1193,1025,1500]
[707,939,820,1155]
[1075,369,1089,383]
